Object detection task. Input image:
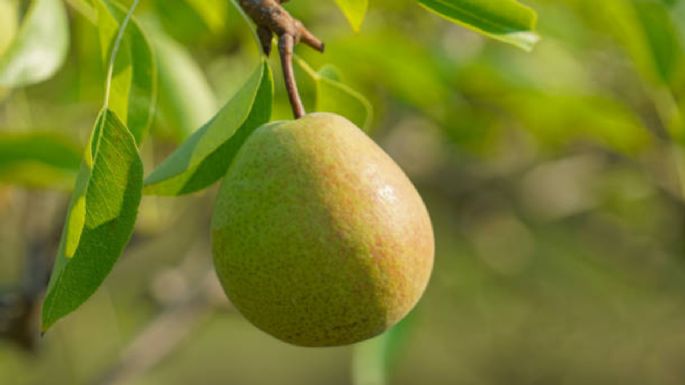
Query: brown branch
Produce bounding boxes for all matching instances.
[238,0,324,119]
[279,34,304,118]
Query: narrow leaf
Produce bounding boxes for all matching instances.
[144,61,273,196]
[0,0,69,87]
[41,109,143,331]
[0,132,82,189]
[296,58,373,131]
[317,70,373,131]
[417,0,539,51]
[152,30,217,142]
[334,0,368,32]
[317,64,343,82]
[95,0,157,144]
[632,0,683,84]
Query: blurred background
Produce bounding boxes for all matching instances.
[2,0,685,384]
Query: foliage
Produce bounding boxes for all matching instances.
[0,0,68,87]
[42,109,143,331]
[144,61,272,196]
[2,0,685,384]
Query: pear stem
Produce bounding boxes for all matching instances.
[237,0,324,119]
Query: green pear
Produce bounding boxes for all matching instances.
[212,112,434,347]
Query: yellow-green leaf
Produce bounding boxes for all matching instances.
[95,0,157,144]
[417,0,539,51]
[334,0,368,32]
[144,61,273,196]
[41,109,143,331]
[296,58,373,131]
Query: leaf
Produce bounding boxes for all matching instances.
[597,0,683,85]
[152,0,223,45]
[334,0,368,32]
[296,58,373,131]
[317,32,450,114]
[632,0,683,84]
[0,0,69,87]
[41,109,143,331]
[152,30,217,142]
[317,64,343,82]
[417,0,539,51]
[144,61,273,196]
[317,67,373,131]
[184,0,228,33]
[94,0,157,145]
[0,132,82,189]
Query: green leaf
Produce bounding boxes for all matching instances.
[597,0,683,85]
[152,0,224,45]
[184,0,228,33]
[0,0,69,87]
[632,0,683,84]
[334,0,368,32]
[0,132,82,189]
[417,0,539,51]
[296,58,373,131]
[41,109,143,331]
[94,0,157,145]
[144,61,273,196]
[317,64,343,82]
[152,30,217,142]
[318,32,450,114]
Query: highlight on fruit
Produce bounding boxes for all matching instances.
[211,113,435,346]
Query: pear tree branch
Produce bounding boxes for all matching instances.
[237,0,325,119]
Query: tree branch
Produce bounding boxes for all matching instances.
[238,0,324,119]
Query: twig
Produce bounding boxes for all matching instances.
[237,0,325,118]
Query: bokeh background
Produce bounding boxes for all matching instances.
[2,0,685,384]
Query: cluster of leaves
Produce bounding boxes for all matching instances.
[0,0,541,332]
[2,0,685,383]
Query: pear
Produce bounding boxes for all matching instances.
[211,113,434,347]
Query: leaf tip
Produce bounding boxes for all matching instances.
[40,306,55,334]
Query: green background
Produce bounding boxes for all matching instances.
[1,0,685,384]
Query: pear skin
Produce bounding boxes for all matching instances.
[212,113,434,346]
